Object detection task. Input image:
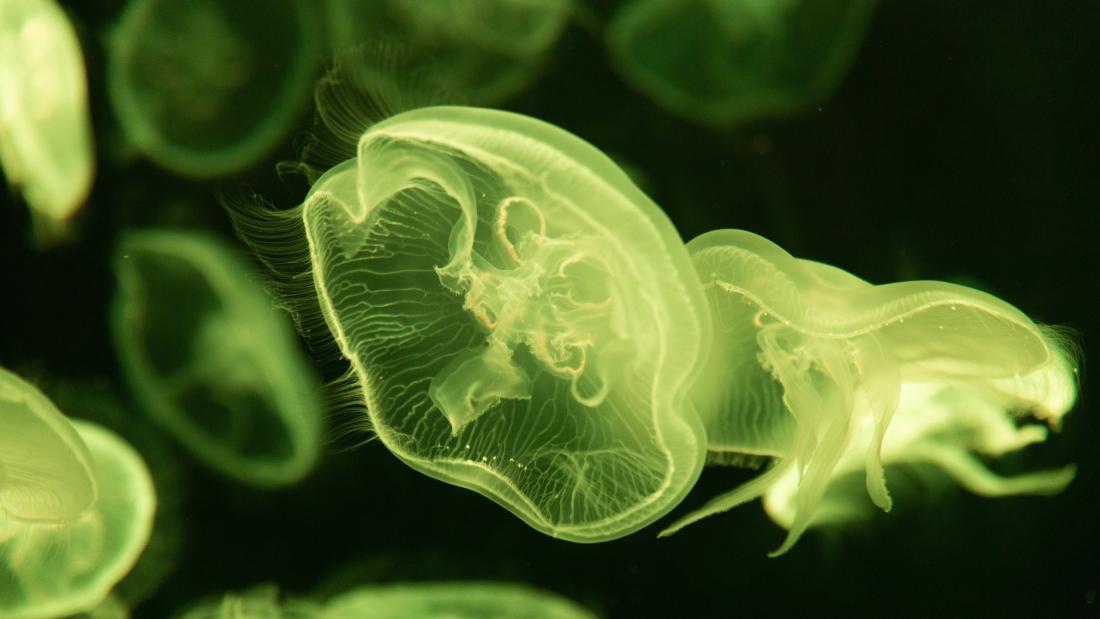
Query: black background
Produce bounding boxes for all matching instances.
[1,1,1097,617]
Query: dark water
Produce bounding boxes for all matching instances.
[2,1,1097,617]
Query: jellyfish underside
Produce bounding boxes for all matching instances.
[302,106,708,541]
[112,231,321,486]
[663,230,1077,555]
[0,370,156,618]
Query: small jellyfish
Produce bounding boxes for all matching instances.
[661,229,1078,555]
[0,0,94,232]
[324,581,598,619]
[105,0,321,177]
[606,0,876,127]
[1,368,156,618]
[243,106,710,541]
[111,229,323,487]
[325,0,572,105]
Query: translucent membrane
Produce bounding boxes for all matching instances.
[606,0,876,127]
[662,229,1078,555]
[112,229,323,486]
[325,0,572,105]
[324,581,598,619]
[303,106,709,541]
[106,0,320,177]
[1,371,156,618]
[0,0,94,222]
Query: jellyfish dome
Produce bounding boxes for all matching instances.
[295,106,710,542]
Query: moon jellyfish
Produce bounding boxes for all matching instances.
[105,0,320,177]
[1,368,156,618]
[111,229,323,487]
[324,581,598,619]
[0,0,94,228]
[325,0,572,105]
[265,106,710,541]
[176,585,321,619]
[661,230,1078,555]
[606,0,876,127]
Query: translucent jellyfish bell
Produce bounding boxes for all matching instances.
[606,0,876,127]
[296,106,710,541]
[323,581,598,619]
[0,370,156,618]
[111,229,324,487]
[106,0,320,177]
[0,0,94,226]
[661,229,1079,555]
[325,0,572,105]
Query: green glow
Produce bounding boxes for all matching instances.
[176,585,321,619]
[325,0,572,105]
[661,230,1078,555]
[1,369,156,618]
[106,0,320,177]
[301,106,709,542]
[0,0,94,223]
[324,581,598,619]
[111,229,323,487]
[606,0,876,126]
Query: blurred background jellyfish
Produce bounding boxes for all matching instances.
[661,230,1079,555]
[105,0,321,177]
[0,368,156,618]
[237,106,711,542]
[111,229,324,487]
[324,0,573,106]
[606,0,876,127]
[173,581,596,619]
[0,0,94,240]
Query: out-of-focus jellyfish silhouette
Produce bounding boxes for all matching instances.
[105,0,321,177]
[175,581,596,619]
[325,0,573,105]
[0,368,156,618]
[111,229,323,487]
[236,106,710,542]
[606,0,876,127]
[661,230,1079,555]
[0,0,94,236]
[324,581,598,619]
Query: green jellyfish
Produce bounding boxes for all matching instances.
[246,106,710,541]
[1,368,156,618]
[606,0,876,127]
[661,230,1078,555]
[325,0,572,105]
[105,0,320,177]
[0,0,94,229]
[324,581,598,619]
[176,585,322,619]
[111,229,323,487]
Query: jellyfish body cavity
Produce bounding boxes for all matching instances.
[0,0,94,224]
[106,0,320,177]
[606,0,876,126]
[0,369,156,618]
[662,229,1078,555]
[111,230,323,487]
[302,106,710,541]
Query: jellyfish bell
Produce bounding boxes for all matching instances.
[0,0,95,239]
[662,229,1079,555]
[239,105,710,542]
[0,367,97,524]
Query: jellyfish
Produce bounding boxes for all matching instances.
[175,585,322,619]
[323,581,598,619]
[606,0,876,127]
[324,0,572,105]
[661,229,1079,555]
[0,0,94,234]
[105,0,321,177]
[238,106,710,541]
[111,229,324,487]
[0,368,156,618]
